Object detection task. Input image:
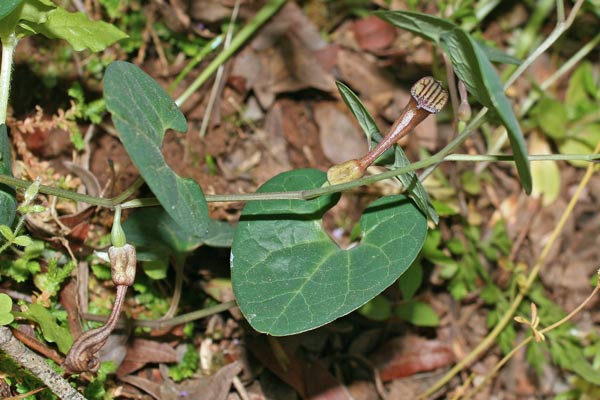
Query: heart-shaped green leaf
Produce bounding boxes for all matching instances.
[231,169,427,335]
[104,61,210,239]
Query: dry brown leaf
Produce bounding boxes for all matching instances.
[314,101,368,164]
[353,15,397,51]
[116,339,178,377]
[370,335,453,381]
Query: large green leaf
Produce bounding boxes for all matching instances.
[104,61,210,239]
[440,28,531,193]
[0,125,17,227]
[123,207,234,258]
[335,82,438,224]
[231,169,427,335]
[0,0,22,20]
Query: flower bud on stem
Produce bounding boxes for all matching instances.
[327,76,448,185]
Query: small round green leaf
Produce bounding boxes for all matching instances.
[0,293,14,325]
[358,295,392,321]
[231,169,427,335]
[395,300,440,327]
[12,235,33,247]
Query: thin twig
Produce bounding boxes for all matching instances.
[0,327,85,399]
[175,0,286,107]
[82,300,237,330]
[199,0,241,138]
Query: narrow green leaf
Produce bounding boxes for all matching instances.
[440,28,531,193]
[390,145,439,224]
[336,81,379,145]
[477,41,521,65]
[373,10,455,44]
[231,169,427,335]
[395,300,440,327]
[24,7,127,51]
[0,125,17,227]
[104,61,210,240]
[375,11,520,66]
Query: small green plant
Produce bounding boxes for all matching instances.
[0,293,14,325]
[0,0,599,398]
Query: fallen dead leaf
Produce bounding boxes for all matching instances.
[370,335,453,381]
[117,338,178,377]
[314,101,368,164]
[353,15,397,52]
[122,361,242,400]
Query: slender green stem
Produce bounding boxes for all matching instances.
[0,32,18,124]
[504,0,584,89]
[444,153,600,162]
[168,35,224,94]
[1,150,597,208]
[82,300,237,330]
[175,0,286,107]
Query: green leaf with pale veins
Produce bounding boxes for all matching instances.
[104,61,210,240]
[0,125,17,227]
[231,169,427,335]
[22,7,127,51]
[440,28,531,194]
